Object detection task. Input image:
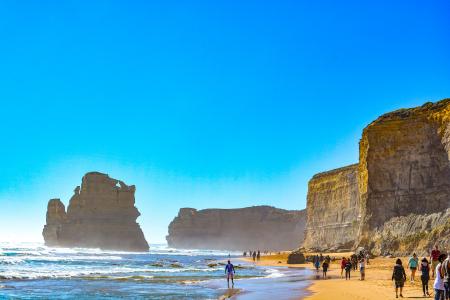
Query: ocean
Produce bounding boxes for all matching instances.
[0,243,310,299]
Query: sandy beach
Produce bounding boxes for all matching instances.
[242,252,434,300]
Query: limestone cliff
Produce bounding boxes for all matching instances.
[303,164,360,251]
[358,100,450,246]
[303,99,450,254]
[167,206,306,251]
[42,172,149,252]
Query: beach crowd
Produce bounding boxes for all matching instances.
[309,245,449,299]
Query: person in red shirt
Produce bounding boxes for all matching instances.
[430,245,441,278]
[340,257,347,278]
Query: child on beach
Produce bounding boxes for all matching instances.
[322,260,329,279]
[408,253,419,282]
[419,257,431,297]
[392,258,407,298]
[345,258,352,280]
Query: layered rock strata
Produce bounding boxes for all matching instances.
[303,164,360,251]
[43,172,149,252]
[167,206,306,251]
[304,99,450,254]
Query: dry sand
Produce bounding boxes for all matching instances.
[242,252,435,300]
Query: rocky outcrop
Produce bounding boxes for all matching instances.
[287,250,306,264]
[42,172,149,252]
[166,206,306,251]
[303,99,450,253]
[303,164,360,251]
[371,209,450,256]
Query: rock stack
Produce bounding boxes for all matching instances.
[43,172,149,252]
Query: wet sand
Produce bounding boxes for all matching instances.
[216,259,311,300]
[242,252,434,300]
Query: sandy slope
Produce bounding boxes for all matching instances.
[242,253,435,300]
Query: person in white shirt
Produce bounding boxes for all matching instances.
[359,257,366,281]
[434,254,447,300]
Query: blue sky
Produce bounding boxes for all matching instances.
[0,0,449,242]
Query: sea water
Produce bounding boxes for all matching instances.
[0,243,310,299]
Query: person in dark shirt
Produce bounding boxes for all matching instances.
[419,257,431,297]
[225,260,236,288]
[392,258,407,298]
[344,258,352,280]
[322,260,329,279]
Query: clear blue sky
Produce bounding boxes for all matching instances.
[0,0,449,243]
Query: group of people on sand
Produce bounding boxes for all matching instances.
[339,253,367,281]
[311,251,368,281]
[243,250,261,262]
[392,245,449,299]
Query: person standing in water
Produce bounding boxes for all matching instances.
[392,258,407,298]
[225,260,236,288]
[420,257,431,297]
[257,250,261,261]
[252,251,256,262]
[322,259,329,279]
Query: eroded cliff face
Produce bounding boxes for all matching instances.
[358,101,450,247]
[303,164,360,251]
[371,209,450,256]
[304,99,450,253]
[42,172,149,252]
[167,206,306,251]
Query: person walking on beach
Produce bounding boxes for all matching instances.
[340,257,347,278]
[314,256,320,273]
[443,253,450,300]
[408,253,419,282]
[225,260,236,288]
[252,251,256,262]
[322,259,329,279]
[392,258,407,298]
[257,250,260,261]
[359,257,366,281]
[345,258,352,280]
[433,254,447,300]
[420,257,431,297]
[431,245,441,279]
[351,254,358,271]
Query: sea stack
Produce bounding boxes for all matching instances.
[42,172,149,252]
[166,206,306,251]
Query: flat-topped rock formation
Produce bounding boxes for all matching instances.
[43,172,149,252]
[167,206,306,251]
[303,164,360,251]
[303,99,450,255]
